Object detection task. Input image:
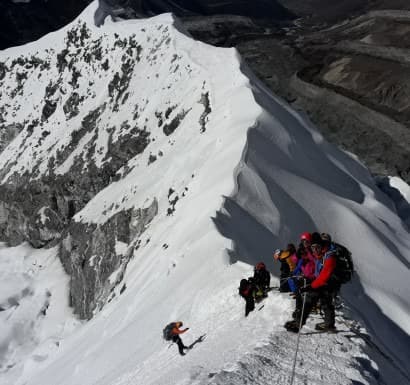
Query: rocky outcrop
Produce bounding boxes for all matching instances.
[60,199,158,319]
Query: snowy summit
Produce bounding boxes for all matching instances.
[0,2,409,385]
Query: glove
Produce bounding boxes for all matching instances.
[273,249,281,260]
[299,284,312,293]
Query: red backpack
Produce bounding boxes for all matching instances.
[239,279,251,297]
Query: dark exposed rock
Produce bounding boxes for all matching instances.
[66,22,91,48]
[105,126,151,170]
[41,100,58,122]
[10,71,28,99]
[199,92,211,133]
[0,123,23,152]
[28,206,65,248]
[101,59,109,71]
[45,81,60,99]
[60,198,158,319]
[26,119,40,136]
[148,154,157,164]
[166,188,179,216]
[69,67,82,88]
[108,51,140,111]
[155,111,163,127]
[63,92,83,119]
[0,62,7,81]
[56,103,106,166]
[163,110,189,136]
[57,49,69,73]
[165,105,176,119]
[0,180,66,248]
[0,107,6,124]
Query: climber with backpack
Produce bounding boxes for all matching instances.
[273,243,298,292]
[320,232,354,286]
[253,262,271,299]
[284,232,342,333]
[163,321,190,355]
[239,278,256,316]
[288,236,316,294]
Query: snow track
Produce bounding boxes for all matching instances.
[192,305,380,385]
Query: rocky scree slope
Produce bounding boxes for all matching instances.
[290,10,410,183]
[0,9,214,319]
[183,7,410,185]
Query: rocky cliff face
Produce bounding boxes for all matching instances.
[0,5,213,318]
[60,199,158,318]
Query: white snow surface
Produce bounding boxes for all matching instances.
[0,2,409,385]
[390,176,410,203]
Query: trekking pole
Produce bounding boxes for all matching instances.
[279,275,302,282]
[289,278,307,385]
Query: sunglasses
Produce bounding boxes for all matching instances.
[311,244,321,252]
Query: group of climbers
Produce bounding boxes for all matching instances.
[239,231,352,331]
[164,231,353,355]
[279,232,353,333]
[274,232,316,293]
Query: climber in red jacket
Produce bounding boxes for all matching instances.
[170,322,190,355]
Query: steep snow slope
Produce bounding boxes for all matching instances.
[0,2,409,385]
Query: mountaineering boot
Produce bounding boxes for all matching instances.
[291,310,301,320]
[311,303,320,314]
[284,320,300,333]
[315,322,336,333]
[334,295,343,310]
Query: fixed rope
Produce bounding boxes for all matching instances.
[289,279,307,385]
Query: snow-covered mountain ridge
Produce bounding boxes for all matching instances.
[0,2,240,319]
[0,1,409,385]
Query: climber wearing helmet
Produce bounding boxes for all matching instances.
[273,243,298,292]
[297,232,312,258]
[253,262,271,299]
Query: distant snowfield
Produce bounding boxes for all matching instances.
[0,1,409,385]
